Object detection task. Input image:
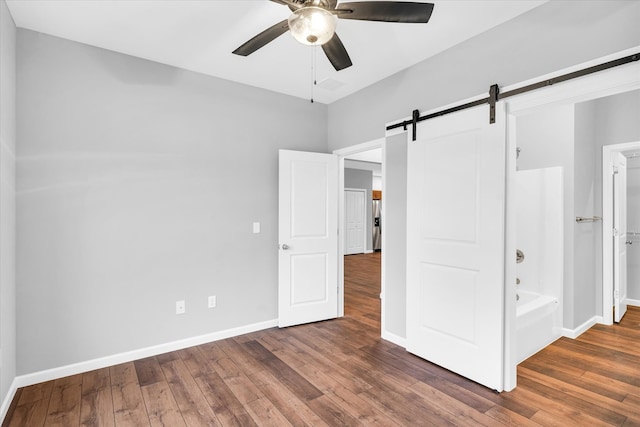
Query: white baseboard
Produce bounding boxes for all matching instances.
[562,315,602,339]
[626,298,640,307]
[381,330,407,348]
[364,250,374,254]
[12,319,278,392]
[0,378,19,425]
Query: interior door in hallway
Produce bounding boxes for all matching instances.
[345,189,366,255]
[406,103,507,391]
[278,149,338,328]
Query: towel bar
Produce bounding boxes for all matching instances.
[575,216,602,223]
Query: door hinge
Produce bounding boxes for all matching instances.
[614,290,619,299]
[613,166,619,175]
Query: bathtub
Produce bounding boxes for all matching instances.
[516,290,561,364]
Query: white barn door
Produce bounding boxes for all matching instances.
[278,150,338,328]
[406,103,507,391]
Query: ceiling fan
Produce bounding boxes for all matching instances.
[233,0,435,71]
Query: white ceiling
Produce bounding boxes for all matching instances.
[346,148,382,163]
[6,0,546,104]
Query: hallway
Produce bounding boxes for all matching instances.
[344,252,381,331]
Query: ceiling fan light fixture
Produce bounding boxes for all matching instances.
[288,6,337,46]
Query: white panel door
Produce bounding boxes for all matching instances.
[278,149,338,328]
[345,189,365,255]
[613,152,628,323]
[406,103,506,391]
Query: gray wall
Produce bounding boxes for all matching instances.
[328,1,640,151]
[344,167,373,252]
[0,0,17,406]
[574,101,599,326]
[16,30,328,374]
[383,133,407,338]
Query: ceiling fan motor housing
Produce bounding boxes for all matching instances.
[288,6,337,46]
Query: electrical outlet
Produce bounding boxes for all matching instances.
[208,295,217,308]
[176,300,186,314]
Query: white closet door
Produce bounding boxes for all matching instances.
[345,189,366,255]
[613,152,628,323]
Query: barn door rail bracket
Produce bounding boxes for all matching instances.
[386,52,640,140]
[411,109,420,141]
[489,84,499,124]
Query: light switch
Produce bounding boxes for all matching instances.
[176,300,185,315]
[253,222,261,234]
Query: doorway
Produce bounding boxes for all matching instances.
[504,58,640,390]
[334,140,384,329]
[603,141,640,324]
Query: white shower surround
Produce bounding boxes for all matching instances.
[516,167,564,364]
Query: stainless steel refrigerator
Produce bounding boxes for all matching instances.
[373,199,381,251]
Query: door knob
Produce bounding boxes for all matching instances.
[281,244,290,250]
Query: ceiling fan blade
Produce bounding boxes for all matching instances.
[322,33,353,71]
[336,1,434,23]
[269,0,303,10]
[232,19,289,56]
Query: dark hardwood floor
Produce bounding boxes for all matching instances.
[4,252,640,426]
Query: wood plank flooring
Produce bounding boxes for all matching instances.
[4,252,640,426]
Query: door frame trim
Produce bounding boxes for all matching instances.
[344,188,367,255]
[603,141,640,325]
[334,139,384,319]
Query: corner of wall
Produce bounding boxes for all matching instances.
[0,0,18,420]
